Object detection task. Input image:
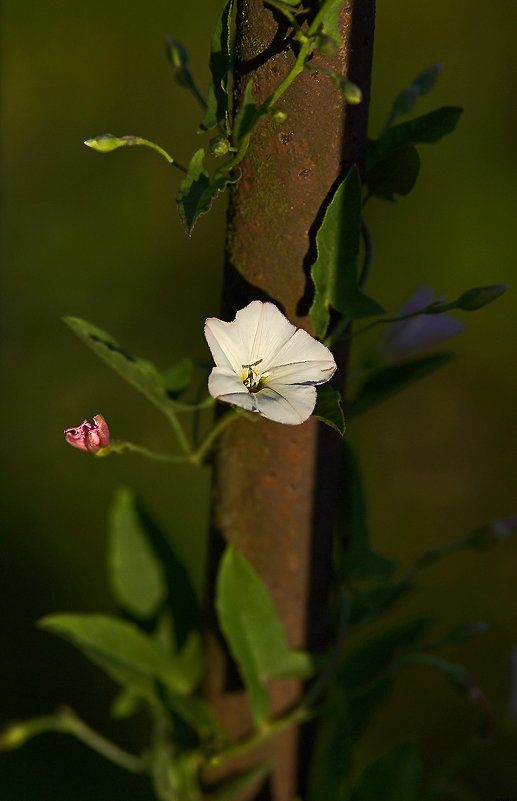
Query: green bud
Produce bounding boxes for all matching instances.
[467,515,517,549]
[84,134,129,153]
[316,33,338,56]
[165,35,188,69]
[455,284,509,311]
[209,135,231,157]
[272,108,288,124]
[0,723,31,751]
[341,80,362,105]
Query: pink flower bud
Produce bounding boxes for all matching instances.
[64,414,110,454]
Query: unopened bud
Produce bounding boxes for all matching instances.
[84,134,128,153]
[164,36,193,88]
[272,108,287,124]
[455,284,508,311]
[209,135,231,157]
[467,515,517,549]
[316,33,338,56]
[341,80,362,105]
[0,723,32,751]
[64,414,111,455]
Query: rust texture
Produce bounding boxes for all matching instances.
[205,1,376,799]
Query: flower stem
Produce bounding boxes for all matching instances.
[123,136,188,172]
[110,440,191,463]
[189,408,240,465]
[352,302,448,338]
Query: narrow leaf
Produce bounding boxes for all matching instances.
[320,0,344,46]
[313,384,345,435]
[199,0,234,133]
[389,64,443,122]
[216,546,313,723]
[108,488,167,619]
[335,441,395,580]
[350,743,420,801]
[232,80,265,143]
[177,148,239,233]
[366,144,420,201]
[63,316,184,416]
[310,167,385,337]
[160,357,194,397]
[347,352,454,418]
[39,614,192,696]
[377,106,463,153]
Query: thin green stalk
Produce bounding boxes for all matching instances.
[122,137,188,172]
[56,707,145,774]
[190,408,240,465]
[110,440,191,463]
[352,303,447,338]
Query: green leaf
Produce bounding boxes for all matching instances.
[63,316,186,417]
[166,691,220,740]
[177,148,239,233]
[110,686,144,719]
[347,352,454,418]
[313,384,345,435]
[389,63,443,122]
[132,502,200,649]
[320,0,344,46]
[376,107,463,153]
[310,167,385,337]
[307,686,352,801]
[366,144,420,201]
[349,578,413,627]
[335,441,395,580]
[108,488,167,619]
[350,743,420,801]
[232,80,266,144]
[39,614,193,697]
[199,0,234,133]
[216,546,313,723]
[160,358,194,397]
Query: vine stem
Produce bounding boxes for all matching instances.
[189,408,241,466]
[2,708,145,775]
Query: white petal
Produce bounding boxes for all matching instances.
[264,327,336,380]
[254,384,317,425]
[230,301,297,368]
[208,368,247,398]
[204,319,243,374]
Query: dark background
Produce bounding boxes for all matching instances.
[3,0,517,798]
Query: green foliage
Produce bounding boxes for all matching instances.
[320,0,344,47]
[232,80,265,144]
[313,384,346,435]
[310,167,385,338]
[373,106,463,153]
[199,0,234,133]
[335,441,395,580]
[64,316,193,415]
[365,144,421,201]
[215,546,314,723]
[177,148,240,233]
[388,63,443,123]
[347,352,454,418]
[38,614,195,699]
[349,743,420,801]
[108,488,167,619]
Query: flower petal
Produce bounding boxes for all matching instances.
[254,384,317,425]
[204,319,244,374]
[264,328,336,384]
[235,301,298,368]
[208,368,256,413]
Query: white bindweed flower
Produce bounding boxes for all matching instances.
[204,301,337,425]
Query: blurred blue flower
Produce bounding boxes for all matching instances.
[381,285,464,359]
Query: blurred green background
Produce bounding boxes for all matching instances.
[3,0,517,797]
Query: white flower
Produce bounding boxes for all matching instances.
[204,301,337,425]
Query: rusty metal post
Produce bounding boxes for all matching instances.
[204,2,375,798]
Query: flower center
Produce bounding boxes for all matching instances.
[242,359,265,393]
